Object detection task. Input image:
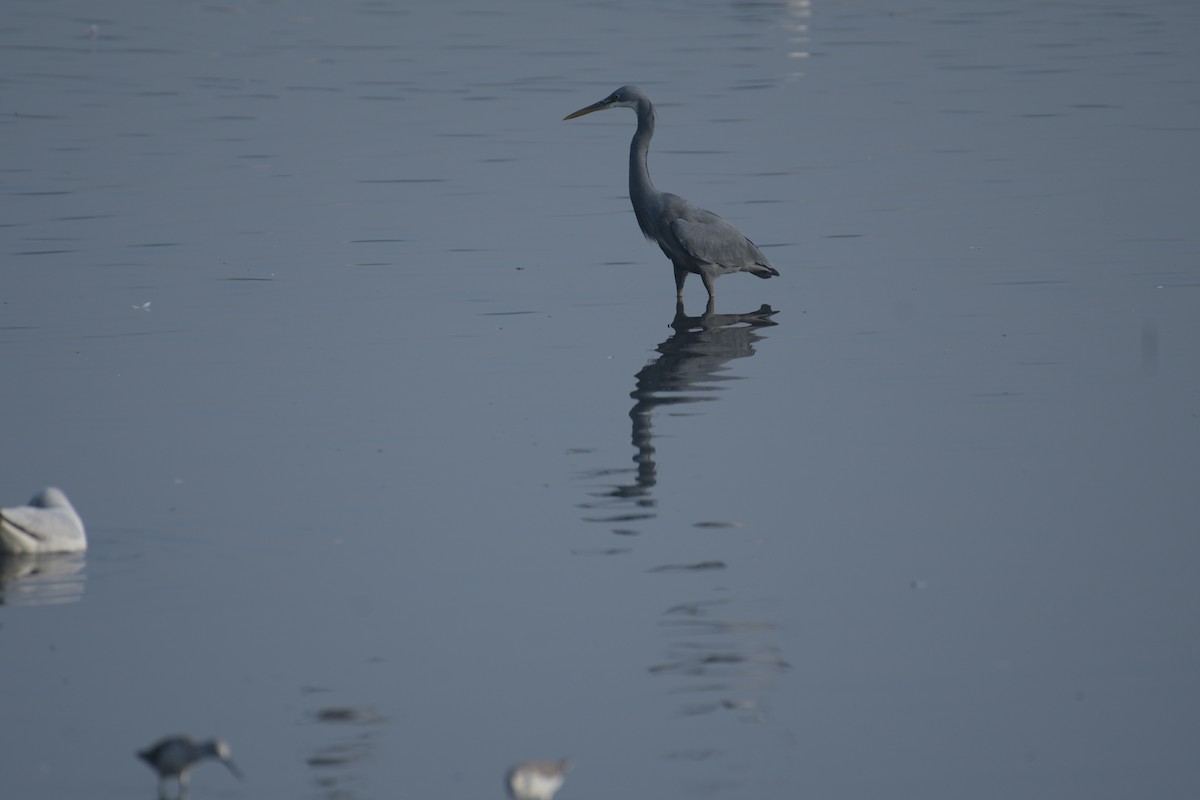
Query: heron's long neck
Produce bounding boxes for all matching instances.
[629,100,658,236]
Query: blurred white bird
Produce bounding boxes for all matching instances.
[506,759,572,800]
[0,487,86,554]
[137,736,243,798]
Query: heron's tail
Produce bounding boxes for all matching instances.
[748,262,780,279]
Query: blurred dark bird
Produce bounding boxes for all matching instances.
[137,736,242,798]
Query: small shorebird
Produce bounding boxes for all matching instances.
[0,487,86,554]
[137,736,243,798]
[505,758,572,800]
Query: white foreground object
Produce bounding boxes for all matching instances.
[0,487,86,554]
[506,759,572,800]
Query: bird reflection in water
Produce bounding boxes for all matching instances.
[305,703,384,800]
[0,552,86,606]
[578,301,778,526]
[573,302,790,732]
[652,596,790,722]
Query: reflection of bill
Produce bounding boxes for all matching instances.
[0,552,87,606]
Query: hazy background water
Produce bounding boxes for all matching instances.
[3,1,1199,798]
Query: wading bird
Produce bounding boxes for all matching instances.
[0,487,86,554]
[564,85,779,300]
[505,758,572,800]
[137,736,243,799]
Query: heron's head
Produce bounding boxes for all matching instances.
[563,85,647,120]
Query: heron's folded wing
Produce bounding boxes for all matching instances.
[671,218,771,269]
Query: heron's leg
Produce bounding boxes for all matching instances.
[673,265,688,298]
[701,272,717,300]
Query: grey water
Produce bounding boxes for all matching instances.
[3,1,1199,798]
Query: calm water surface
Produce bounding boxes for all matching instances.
[3,1,1199,798]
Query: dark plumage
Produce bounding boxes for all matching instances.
[565,85,779,299]
[137,736,242,798]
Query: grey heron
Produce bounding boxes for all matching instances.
[137,736,243,798]
[564,85,780,300]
